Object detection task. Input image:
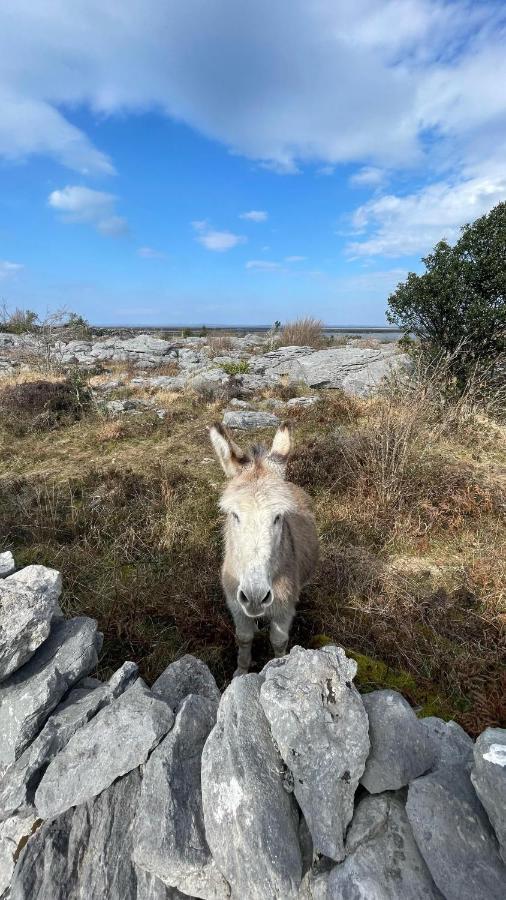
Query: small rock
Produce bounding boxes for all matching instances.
[406,763,506,900]
[133,694,229,899]
[228,398,250,408]
[326,793,442,899]
[151,655,220,712]
[0,617,102,766]
[35,680,174,818]
[361,690,434,792]
[285,396,318,407]
[105,399,137,414]
[471,727,506,864]
[6,565,62,607]
[0,552,15,579]
[0,662,138,820]
[201,673,302,900]
[421,716,474,771]
[222,410,280,429]
[260,645,369,861]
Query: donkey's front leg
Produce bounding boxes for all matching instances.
[231,607,256,677]
[270,607,295,659]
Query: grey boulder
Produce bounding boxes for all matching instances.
[0,552,15,578]
[293,346,409,396]
[201,673,302,900]
[10,769,187,900]
[471,727,506,864]
[260,645,369,862]
[361,690,434,792]
[421,716,474,771]
[0,616,102,765]
[326,793,442,899]
[151,655,220,712]
[0,813,39,897]
[222,410,279,429]
[35,680,173,819]
[6,565,62,608]
[0,662,138,820]
[406,763,506,900]
[133,693,229,899]
[0,578,60,683]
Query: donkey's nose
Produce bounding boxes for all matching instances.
[238,587,273,615]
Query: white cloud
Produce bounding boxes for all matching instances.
[240,210,268,222]
[284,255,306,262]
[246,260,282,271]
[0,260,24,279]
[347,167,506,257]
[350,167,386,188]
[0,1,505,179]
[48,186,128,236]
[192,220,245,252]
[137,246,166,259]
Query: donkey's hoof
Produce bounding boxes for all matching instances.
[233,666,249,678]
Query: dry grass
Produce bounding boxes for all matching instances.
[279,316,326,349]
[0,363,504,732]
[207,334,234,356]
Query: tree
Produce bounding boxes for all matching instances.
[387,202,506,384]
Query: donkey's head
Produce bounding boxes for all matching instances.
[209,422,295,618]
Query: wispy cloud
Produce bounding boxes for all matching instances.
[349,167,386,188]
[193,220,246,252]
[48,186,128,236]
[240,210,268,222]
[0,260,24,279]
[284,255,306,262]
[137,246,167,260]
[245,260,282,271]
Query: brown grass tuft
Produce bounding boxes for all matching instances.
[279,316,326,349]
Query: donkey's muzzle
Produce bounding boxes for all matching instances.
[238,587,273,617]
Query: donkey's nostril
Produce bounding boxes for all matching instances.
[261,591,272,606]
[239,590,248,605]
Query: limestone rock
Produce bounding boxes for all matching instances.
[133,694,229,899]
[10,769,181,900]
[0,617,102,765]
[294,346,409,396]
[421,716,474,771]
[406,763,506,900]
[361,690,434,792]
[471,727,506,864]
[286,396,318,407]
[0,813,39,897]
[0,577,59,683]
[326,794,442,899]
[35,680,173,818]
[0,553,15,579]
[151,655,220,712]
[0,662,138,820]
[5,565,62,608]
[201,673,302,900]
[222,410,279,429]
[260,645,369,862]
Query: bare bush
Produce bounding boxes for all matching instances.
[279,316,326,349]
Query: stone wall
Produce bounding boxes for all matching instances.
[0,559,505,899]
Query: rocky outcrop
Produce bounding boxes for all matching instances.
[1,558,505,899]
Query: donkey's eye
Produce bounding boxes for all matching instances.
[231,512,240,523]
[273,514,282,525]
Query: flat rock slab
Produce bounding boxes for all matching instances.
[0,616,102,766]
[293,346,409,395]
[0,552,15,578]
[10,769,188,900]
[326,794,442,899]
[222,409,280,429]
[0,578,59,682]
[406,763,506,900]
[201,673,302,900]
[133,694,229,899]
[0,662,138,820]
[151,655,220,712]
[421,716,474,771]
[361,689,434,792]
[260,645,369,861]
[471,727,506,864]
[35,680,173,818]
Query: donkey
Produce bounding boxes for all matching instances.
[209,421,319,675]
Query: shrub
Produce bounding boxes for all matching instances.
[0,377,92,434]
[387,202,506,386]
[279,316,326,349]
[0,305,39,334]
[218,360,250,375]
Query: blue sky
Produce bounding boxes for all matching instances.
[1,1,505,326]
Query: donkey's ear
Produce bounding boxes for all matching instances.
[268,423,292,475]
[209,423,249,478]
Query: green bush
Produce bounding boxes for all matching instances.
[218,360,250,375]
[387,202,506,386]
